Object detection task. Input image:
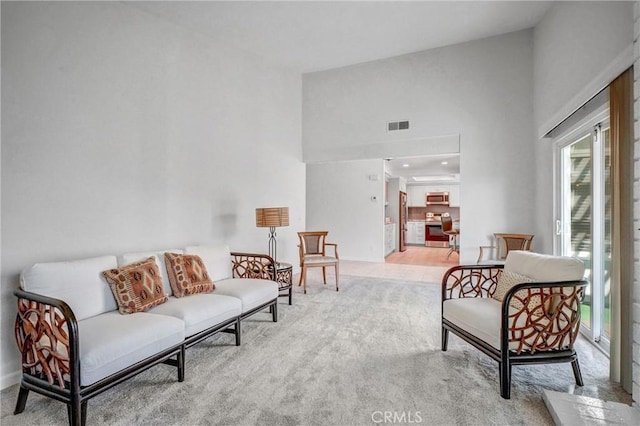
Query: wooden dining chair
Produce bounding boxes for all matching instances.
[297,231,339,294]
[477,233,534,264]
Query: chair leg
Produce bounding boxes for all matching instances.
[303,267,307,294]
[178,345,185,381]
[499,361,512,399]
[441,327,449,351]
[14,385,29,414]
[272,301,278,322]
[322,267,327,284]
[67,399,85,426]
[571,357,584,386]
[298,269,303,286]
[288,287,292,305]
[235,319,241,346]
[335,264,339,291]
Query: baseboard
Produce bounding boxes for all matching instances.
[1,370,21,390]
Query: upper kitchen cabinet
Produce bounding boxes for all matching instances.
[447,185,460,207]
[407,186,426,207]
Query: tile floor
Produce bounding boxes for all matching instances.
[340,259,448,283]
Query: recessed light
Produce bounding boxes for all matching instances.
[402,164,409,168]
[441,161,448,165]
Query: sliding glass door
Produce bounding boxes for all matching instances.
[556,109,611,352]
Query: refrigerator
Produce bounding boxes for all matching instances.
[399,191,407,252]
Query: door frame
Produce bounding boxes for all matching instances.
[553,104,610,352]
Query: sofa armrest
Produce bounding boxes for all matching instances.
[14,288,80,391]
[230,252,276,281]
[442,264,503,302]
[501,280,587,354]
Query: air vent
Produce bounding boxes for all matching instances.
[387,120,410,132]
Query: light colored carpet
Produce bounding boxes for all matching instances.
[0,275,630,425]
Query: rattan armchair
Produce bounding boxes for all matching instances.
[441,251,587,398]
[297,231,339,294]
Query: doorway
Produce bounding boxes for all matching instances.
[384,154,460,266]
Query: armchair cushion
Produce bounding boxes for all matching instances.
[302,255,338,265]
[504,251,585,282]
[102,257,168,314]
[443,297,502,349]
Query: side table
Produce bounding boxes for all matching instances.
[275,262,293,305]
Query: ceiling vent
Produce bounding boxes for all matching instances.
[387,120,410,132]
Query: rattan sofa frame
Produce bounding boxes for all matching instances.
[13,252,277,426]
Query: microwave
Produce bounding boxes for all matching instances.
[426,192,449,206]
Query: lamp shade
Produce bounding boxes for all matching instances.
[256,207,289,228]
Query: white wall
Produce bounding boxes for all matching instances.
[303,30,536,263]
[533,1,635,400]
[0,2,304,388]
[306,160,385,262]
[533,1,633,253]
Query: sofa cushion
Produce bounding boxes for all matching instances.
[148,294,241,337]
[184,245,232,281]
[504,251,585,282]
[78,311,184,386]
[214,278,278,313]
[102,257,168,314]
[118,249,183,297]
[20,256,118,321]
[165,253,215,297]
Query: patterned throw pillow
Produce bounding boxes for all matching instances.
[492,270,540,312]
[102,257,168,314]
[164,253,215,297]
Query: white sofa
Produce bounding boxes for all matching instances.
[441,250,587,399]
[13,245,278,426]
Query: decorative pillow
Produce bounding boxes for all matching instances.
[102,257,168,314]
[164,253,215,297]
[492,270,541,312]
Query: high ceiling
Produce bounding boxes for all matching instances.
[130,1,552,74]
[129,1,552,181]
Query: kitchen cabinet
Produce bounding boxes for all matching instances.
[448,185,460,207]
[407,186,426,207]
[415,223,425,243]
[406,222,416,244]
[406,222,425,245]
[384,223,396,256]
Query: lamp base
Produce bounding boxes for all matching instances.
[267,226,278,263]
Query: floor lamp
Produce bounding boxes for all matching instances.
[255,207,289,263]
